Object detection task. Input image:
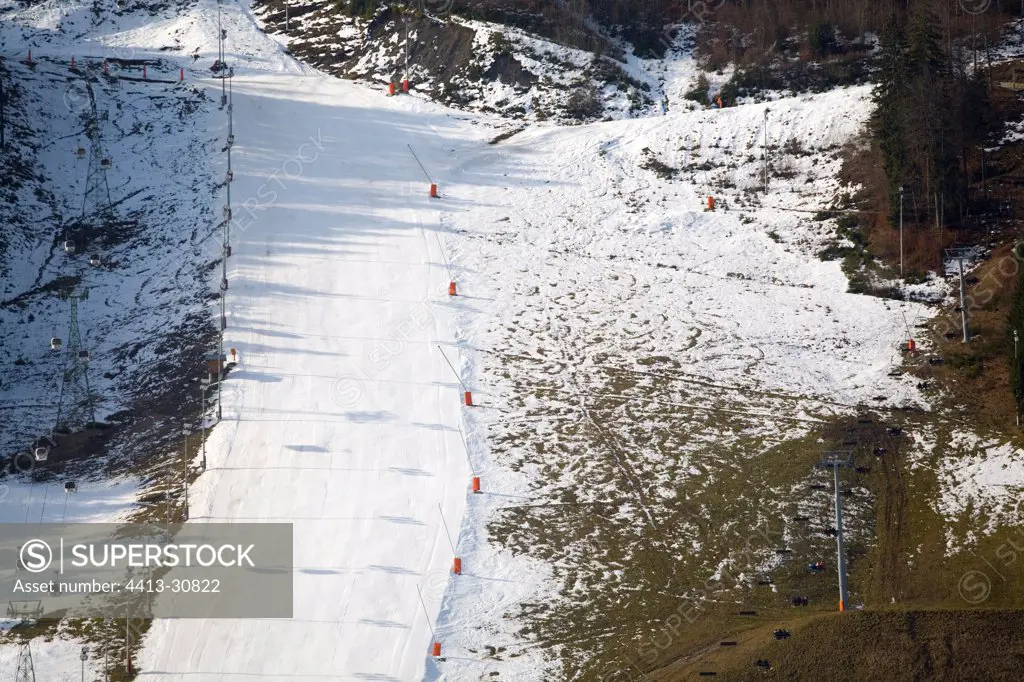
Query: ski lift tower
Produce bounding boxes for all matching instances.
[213,0,229,107]
[54,286,95,433]
[80,81,114,228]
[945,248,974,343]
[815,449,854,612]
[14,641,36,682]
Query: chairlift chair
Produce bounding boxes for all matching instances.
[64,481,77,493]
[33,446,49,462]
[78,350,90,363]
[225,170,233,182]
[63,240,76,254]
[89,253,101,267]
[100,158,112,169]
[76,147,87,159]
[50,337,63,351]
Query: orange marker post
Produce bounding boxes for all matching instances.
[432,642,441,657]
[471,476,480,493]
[430,183,438,198]
[464,391,473,407]
[448,281,457,296]
[453,557,462,575]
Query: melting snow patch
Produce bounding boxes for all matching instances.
[938,434,1024,549]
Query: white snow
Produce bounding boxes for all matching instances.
[937,432,1024,545]
[0,631,101,682]
[0,477,139,525]
[136,73,487,682]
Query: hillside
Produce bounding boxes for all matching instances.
[0,0,1023,681]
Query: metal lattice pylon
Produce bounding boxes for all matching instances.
[54,287,95,432]
[14,641,36,682]
[80,79,113,227]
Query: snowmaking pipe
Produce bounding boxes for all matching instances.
[457,424,474,474]
[436,345,468,392]
[435,231,454,281]
[437,502,457,554]
[415,586,436,639]
[407,144,434,184]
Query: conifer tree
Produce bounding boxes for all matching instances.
[1010,244,1024,413]
[871,12,907,222]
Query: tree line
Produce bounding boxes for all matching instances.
[870,1,996,236]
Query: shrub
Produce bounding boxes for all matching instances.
[808,22,838,57]
[565,86,602,120]
[684,73,710,104]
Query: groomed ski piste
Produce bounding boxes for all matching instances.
[11,0,1024,680]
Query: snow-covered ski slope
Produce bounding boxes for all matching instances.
[107,10,496,682]
[1,0,946,679]
[140,74,478,681]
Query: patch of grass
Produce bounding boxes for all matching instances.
[914,243,1024,432]
[816,212,905,299]
[655,609,1024,680]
